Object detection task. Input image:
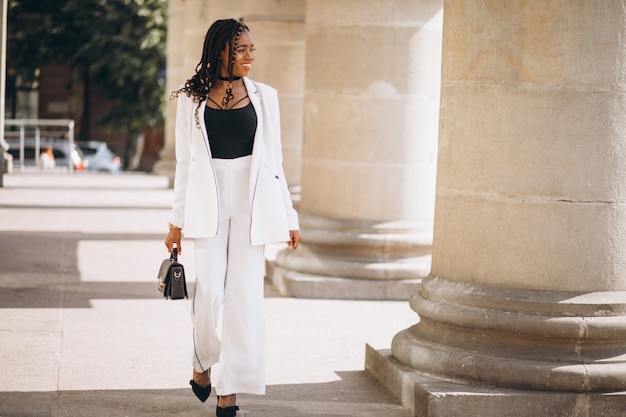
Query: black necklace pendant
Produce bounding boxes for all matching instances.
[217,75,242,81]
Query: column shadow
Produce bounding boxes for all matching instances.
[0,371,411,417]
[0,230,168,308]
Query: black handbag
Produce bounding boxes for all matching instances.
[157,247,188,300]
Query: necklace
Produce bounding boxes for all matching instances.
[217,75,241,81]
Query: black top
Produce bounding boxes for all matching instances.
[204,101,257,159]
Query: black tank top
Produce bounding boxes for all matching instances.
[204,101,257,159]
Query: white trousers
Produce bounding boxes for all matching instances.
[191,155,266,396]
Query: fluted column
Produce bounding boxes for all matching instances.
[242,0,305,188]
[367,1,626,416]
[271,0,443,299]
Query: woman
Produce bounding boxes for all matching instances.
[165,18,300,417]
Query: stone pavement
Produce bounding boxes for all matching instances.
[0,171,416,417]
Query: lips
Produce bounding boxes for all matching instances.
[242,63,252,71]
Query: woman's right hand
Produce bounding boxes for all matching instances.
[165,228,182,254]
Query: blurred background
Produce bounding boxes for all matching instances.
[4,0,166,173]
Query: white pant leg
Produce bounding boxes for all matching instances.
[192,228,228,372]
[216,208,266,395]
[191,156,266,395]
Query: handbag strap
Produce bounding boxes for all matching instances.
[170,247,178,262]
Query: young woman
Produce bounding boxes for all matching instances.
[165,18,300,417]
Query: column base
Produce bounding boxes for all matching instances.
[268,214,432,300]
[269,262,422,300]
[365,345,626,417]
[390,277,626,392]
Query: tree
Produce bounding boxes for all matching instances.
[7,0,166,138]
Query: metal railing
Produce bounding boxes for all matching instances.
[4,119,76,172]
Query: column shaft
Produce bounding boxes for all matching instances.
[369,2,626,415]
[152,0,185,180]
[243,0,306,187]
[272,0,443,300]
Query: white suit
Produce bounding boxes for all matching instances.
[169,78,298,395]
[169,77,299,243]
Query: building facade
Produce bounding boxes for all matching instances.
[157,1,626,415]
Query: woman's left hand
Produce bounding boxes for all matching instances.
[288,230,301,249]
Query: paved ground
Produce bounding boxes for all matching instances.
[0,171,416,417]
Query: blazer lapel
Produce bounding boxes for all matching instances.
[197,100,212,156]
[244,77,264,207]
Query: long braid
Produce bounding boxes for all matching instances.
[171,18,250,127]
[221,24,245,108]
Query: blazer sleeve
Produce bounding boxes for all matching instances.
[268,87,300,231]
[169,93,192,229]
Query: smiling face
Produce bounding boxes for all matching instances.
[220,30,255,79]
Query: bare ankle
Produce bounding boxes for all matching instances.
[192,369,211,386]
[218,394,236,407]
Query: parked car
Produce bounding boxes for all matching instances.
[78,141,123,173]
[6,138,87,171]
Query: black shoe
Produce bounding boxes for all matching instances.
[189,379,211,402]
[216,405,239,417]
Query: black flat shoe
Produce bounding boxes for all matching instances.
[189,379,211,402]
[216,405,239,417]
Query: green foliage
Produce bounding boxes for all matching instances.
[8,0,167,131]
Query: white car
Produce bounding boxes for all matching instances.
[78,141,123,173]
[6,138,87,171]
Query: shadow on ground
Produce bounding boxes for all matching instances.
[0,231,286,309]
[0,371,410,417]
[0,231,166,308]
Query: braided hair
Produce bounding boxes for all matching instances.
[171,18,250,126]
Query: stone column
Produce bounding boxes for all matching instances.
[242,0,306,188]
[367,1,626,416]
[271,0,443,299]
[152,0,184,180]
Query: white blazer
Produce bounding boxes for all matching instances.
[169,77,299,245]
